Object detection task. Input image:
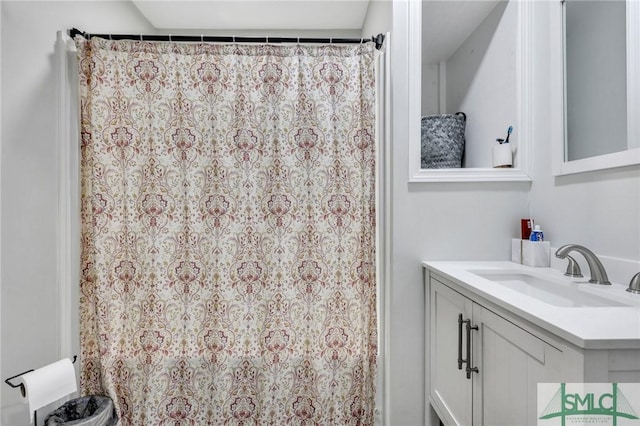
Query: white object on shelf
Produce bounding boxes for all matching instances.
[492,143,513,168]
[512,239,550,267]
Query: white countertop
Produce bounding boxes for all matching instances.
[423,261,640,350]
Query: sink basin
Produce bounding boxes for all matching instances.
[470,271,629,308]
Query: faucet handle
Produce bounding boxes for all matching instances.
[627,272,640,294]
[563,255,583,278]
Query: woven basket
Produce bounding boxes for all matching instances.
[421,112,466,169]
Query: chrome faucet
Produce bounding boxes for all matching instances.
[555,244,611,285]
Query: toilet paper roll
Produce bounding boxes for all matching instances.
[492,143,513,168]
[19,358,77,423]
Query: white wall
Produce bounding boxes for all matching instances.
[0,2,154,424]
[446,0,517,168]
[421,63,440,116]
[361,0,392,42]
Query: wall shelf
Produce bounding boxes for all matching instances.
[410,167,531,183]
[409,0,534,183]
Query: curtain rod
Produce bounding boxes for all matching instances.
[68,28,385,50]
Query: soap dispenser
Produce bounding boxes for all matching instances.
[529,225,544,242]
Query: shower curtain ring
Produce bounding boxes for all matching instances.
[139,34,143,42]
[201,34,204,43]
[169,34,172,42]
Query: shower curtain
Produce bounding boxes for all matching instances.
[76,36,377,425]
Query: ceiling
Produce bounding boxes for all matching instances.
[131,0,501,62]
[132,0,372,31]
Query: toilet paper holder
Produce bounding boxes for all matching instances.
[4,355,77,397]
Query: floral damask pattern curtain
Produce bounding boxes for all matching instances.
[76,37,377,425]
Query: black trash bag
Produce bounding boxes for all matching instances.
[44,395,118,426]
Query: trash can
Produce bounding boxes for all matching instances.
[44,395,117,426]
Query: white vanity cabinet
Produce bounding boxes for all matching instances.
[425,261,640,426]
[429,276,578,426]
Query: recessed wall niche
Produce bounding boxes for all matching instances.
[409,0,532,182]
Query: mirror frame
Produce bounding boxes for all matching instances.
[552,0,640,176]
[408,0,533,182]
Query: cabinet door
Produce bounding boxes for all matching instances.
[430,279,473,426]
[471,304,563,426]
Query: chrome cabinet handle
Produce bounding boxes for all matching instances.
[458,313,464,370]
[465,320,479,379]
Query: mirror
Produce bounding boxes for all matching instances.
[555,0,640,175]
[409,0,532,182]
